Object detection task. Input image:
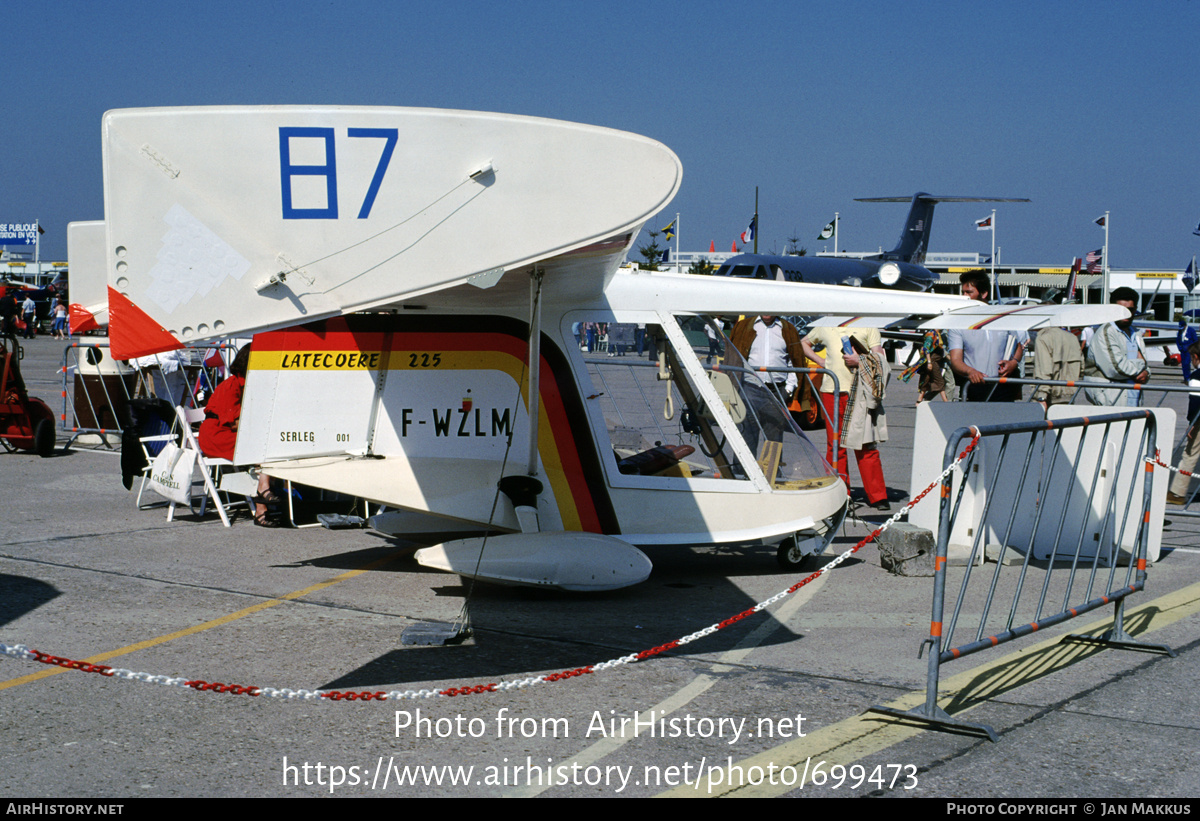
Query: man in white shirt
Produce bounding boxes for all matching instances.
[728,315,803,459]
[947,271,1026,402]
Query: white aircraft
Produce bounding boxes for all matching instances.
[67,221,109,333]
[99,106,1128,591]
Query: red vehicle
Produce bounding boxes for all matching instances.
[0,334,55,456]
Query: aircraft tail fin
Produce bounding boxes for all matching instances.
[856,194,1030,265]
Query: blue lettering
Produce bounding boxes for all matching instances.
[347,128,398,219]
[279,127,338,219]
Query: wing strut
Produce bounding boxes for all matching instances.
[526,269,543,479]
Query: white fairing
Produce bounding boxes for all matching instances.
[415,532,653,592]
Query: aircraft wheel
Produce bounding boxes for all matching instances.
[776,535,814,571]
[34,418,55,457]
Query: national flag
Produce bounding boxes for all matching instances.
[1085,248,1103,274]
[1095,215,1107,227]
[740,216,756,245]
[661,220,676,241]
[204,347,226,370]
[37,225,45,235]
[203,348,227,383]
[975,215,993,231]
[709,240,715,253]
[660,248,670,264]
[817,217,836,240]
[1184,259,1197,294]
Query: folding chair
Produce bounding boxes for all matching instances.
[167,405,248,527]
[135,429,178,509]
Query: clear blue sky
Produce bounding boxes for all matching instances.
[7,0,1198,270]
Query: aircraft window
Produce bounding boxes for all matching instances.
[574,320,749,482]
[755,266,769,279]
[705,316,836,488]
[727,265,755,278]
[572,317,836,489]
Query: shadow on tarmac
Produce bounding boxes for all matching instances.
[310,537,847,688]
[0,574,61,626]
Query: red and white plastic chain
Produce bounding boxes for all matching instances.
[1152,455,1195,478]
[1,431,982,703]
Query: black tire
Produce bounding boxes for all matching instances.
[34,418,55,457]
[776,536,812,571]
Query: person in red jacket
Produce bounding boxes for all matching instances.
[198,344,281,526]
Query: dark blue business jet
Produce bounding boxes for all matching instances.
[715,193,1029,292]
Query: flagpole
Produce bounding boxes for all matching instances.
[753,187,759,255]
[1102,210,1110,300]
[989,209,996,300]
[675,212,680,273]
[834,212,839,255]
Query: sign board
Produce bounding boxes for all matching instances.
[0,223,38,245]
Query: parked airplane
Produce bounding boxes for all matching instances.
[98,107,1123,590]
[66,221,108,333]
[715,194,1029,292]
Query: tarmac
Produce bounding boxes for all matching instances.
[2,333,1199,799]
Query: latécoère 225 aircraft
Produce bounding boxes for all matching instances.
[98,106,1125,591]
[717,194,1029,291]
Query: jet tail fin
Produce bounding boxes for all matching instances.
[856,194,1030,265]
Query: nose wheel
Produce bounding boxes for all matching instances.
[775,501,848,571]
[776,534,816,570]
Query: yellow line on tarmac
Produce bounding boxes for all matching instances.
[504,570,830,797]
[660,580,1200,798]
[0,553,405,691]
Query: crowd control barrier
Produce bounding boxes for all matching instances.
[966,374,1200,519]
[869,410,1176,741]
[60,340,239,449]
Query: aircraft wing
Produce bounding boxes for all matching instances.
[610,274,1130,331]
[102,106,681,358]
[604,270,972,317]
[918,301,1129,331]
[805,316,908,329]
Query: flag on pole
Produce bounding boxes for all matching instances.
[1095,215,1107,227]
[661,220,676,241]
[975,215,993,231]
[1085,248,1103,274]
[660,248,670,264]
[817,217,836,240]
[1184,259,1197,294]
[740,216,756,245]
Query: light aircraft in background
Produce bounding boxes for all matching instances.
[95,107,1125,591]
[66,221,108,334]
[716,193,1029,292]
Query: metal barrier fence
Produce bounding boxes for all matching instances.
[968,374,1200,518]
[868,410,1176,741]
[60,340,240,448]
